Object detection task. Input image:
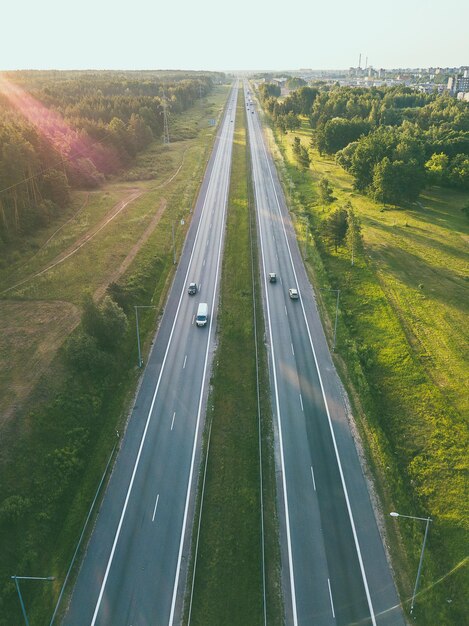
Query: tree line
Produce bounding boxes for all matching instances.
[0,71,223,244]
[258,83,469,203]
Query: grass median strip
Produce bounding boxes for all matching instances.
[186,89,282,625]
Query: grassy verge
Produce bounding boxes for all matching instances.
[185,90,283,625]
[0,86,230,625]
[256,103,468,624]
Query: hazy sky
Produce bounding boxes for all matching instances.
[1,0,468,71]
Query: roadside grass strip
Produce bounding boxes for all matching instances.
[259,106,469,625]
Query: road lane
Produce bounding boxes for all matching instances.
[63,84,238,626]
[245,83,405,626]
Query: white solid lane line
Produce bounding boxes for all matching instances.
[249,104,299,626]
[328,578,336,618]
[310,465,316,491]
[90,87,236,626]
[152,494,160,523]
[168,87,237,626]
[256,100,377,626]
[171,412,176,431]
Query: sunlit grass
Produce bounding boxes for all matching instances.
[265,111,469,624]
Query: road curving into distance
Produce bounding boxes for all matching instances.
[245,80,405,626]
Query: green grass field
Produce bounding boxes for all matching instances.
[260,110,469,624]
[0,85,230,625]
[186,90,283,625]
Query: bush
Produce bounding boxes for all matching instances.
[82,294,128,352]
[0,495,32,524]
[64,331,111,376]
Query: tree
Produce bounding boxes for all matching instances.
[81,294,128,352]
[349,127,396,191]
[322,208,348,252]
[317,117,371,154]
[345,202,361,265]
[42,169,70,207]
[298,146,311,171]
[285,77,307,90]
[447,154,469,190]
[293,136,301,158]
[372,157,426,204]
[64,331,111,376]
[335,141,359,171]
[127,114,153,152]
[98,296,128,351]
[425,153,450,185]
[318,177,335,206]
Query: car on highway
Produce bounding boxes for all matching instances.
[269,272,277,283]
[196,302,208,327]
[289,288,299,300]
[188,282,197,295]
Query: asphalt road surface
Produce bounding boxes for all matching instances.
[63,84,238,626]
[245,83,405,626]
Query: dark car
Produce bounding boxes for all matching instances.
[268,272,277,283]
[188,282,197,295]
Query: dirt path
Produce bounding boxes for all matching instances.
[2,189,143,296]
[93,199,167,301]
[0,150,185,426]
[2,147,189,298]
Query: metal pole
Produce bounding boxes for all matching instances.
[410,517,432,614]
[11,576,53,626]
[12,577,29,626]
[172,221,176,264]
[333,289,340,351]
[135,306,142,367]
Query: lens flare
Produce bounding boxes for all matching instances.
[0,74,118,171]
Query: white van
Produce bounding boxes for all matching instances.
[196,303,208,327]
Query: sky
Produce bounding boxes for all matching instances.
[1,0,468,72]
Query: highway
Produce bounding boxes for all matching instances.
[245,83,405,626]
[63,83,238,626]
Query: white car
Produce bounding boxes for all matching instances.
[289,288,299,300]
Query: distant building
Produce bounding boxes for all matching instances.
[448,74,469,95]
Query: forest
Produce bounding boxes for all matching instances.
[0,70,223,244]
[258,83,469,204]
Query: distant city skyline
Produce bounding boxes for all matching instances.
[1,0,468,72]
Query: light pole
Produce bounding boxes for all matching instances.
[390,511,432,615]
[301,216,308,258]
[11,575,54,626]
[320,288,340,351]
[172,221,176,264]
[134,305,156,367]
